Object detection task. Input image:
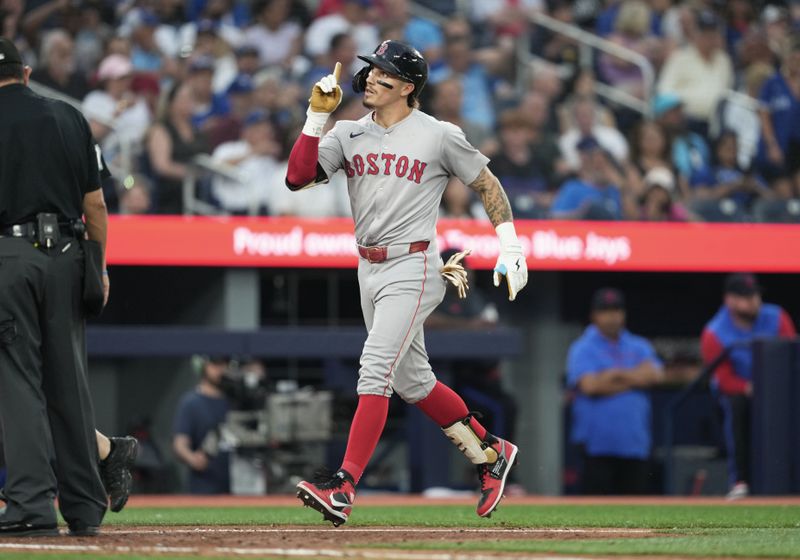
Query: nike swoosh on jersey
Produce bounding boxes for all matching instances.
[349,131,365,138]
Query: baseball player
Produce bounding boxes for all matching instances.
[285,40,528,526]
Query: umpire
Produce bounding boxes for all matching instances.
[0,38,108,536]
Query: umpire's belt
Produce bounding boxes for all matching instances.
[1,221,83,239]
[357,240,430,263]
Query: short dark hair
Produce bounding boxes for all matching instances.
[0,62,24,82]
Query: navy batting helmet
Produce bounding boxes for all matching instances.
[352,40,428,105]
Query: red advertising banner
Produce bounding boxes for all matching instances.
[107,216,800,272]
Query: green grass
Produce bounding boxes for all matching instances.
[106,504,800,529]
[1,504,798,559]
[388,528,800,558]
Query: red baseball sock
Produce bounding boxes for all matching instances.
[340,395,389,484]
[415,381,487,439]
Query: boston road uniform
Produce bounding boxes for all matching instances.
[316,109,488,403]
[566,325,663,494]
[0,81,107,530]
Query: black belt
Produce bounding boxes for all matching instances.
[0,221,84,239]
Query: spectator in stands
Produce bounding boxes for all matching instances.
[710,62,772,170]
[304,0,378,63]
[30,28,88,100]
[755,35,800,195]
[559,96,629,172]
[211,110,282,215]
[425,249,517,451]
[252,68,304,132]
[186,55,231,135]
[526,61,563,132]
[82,53,151,175]
[269,98,361,217]
[529,0,580,69]
[440,177,486,220]
[381,0,444,65]
[118,173,153,215]
[638,166,691,222]
[244,0,303,69]
[557,69,618,133]
[468,0,540,46]
[566,288,664,495]
[657,9,733,137]
[653,92,711,185]
[146,81,209,214]
[233,44,261,78]
[625,119,679,198]
[490,109,562,219]
[190,21,239,96]
[598,0,662,100]
[551,136,626,220]
[173,356,233,494]
[700,273,797,499]
[430,77,496,156]
[128,9,164,73]
[690,130,771,222]
[723,0,758,58]
[429,19,496,130]
[303,32,358,95]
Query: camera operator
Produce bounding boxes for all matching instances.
[172,356,232,494]
[218,358,269,412]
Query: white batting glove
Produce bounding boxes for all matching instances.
[493,222,528,301]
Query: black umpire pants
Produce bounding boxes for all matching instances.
[0,237,106,526]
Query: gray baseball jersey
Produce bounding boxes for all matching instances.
[315,109,489,402]
[317,109,489,246]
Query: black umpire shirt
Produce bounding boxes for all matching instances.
[0,83,102,225]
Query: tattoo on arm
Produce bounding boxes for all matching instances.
[468,168,513,226]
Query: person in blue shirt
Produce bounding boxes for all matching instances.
[172,356,232,494]
[551,137,624,220]
[566,288,664,494]
[700,273,796,499]
[755,35,800,186]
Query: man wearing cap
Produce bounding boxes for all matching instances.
[0,37,108,535]
[210,110,281,214]
[566,288,664,494]
[657,9,733,136]
[172,356,233,494]
[701,273,796,499]
[551,136,626,220]
[652,92,711,182]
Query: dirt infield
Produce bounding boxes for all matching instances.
[0,525,660,559]
[1,495,798,558]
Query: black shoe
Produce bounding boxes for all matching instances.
[68,523,100,537]
[0,520,59,538]
[100,436,138,513]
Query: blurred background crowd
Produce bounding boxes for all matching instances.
[4,0,800,222]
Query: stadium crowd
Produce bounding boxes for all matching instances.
[4,0,800,222]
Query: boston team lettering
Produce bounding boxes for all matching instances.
[344,154,428,183]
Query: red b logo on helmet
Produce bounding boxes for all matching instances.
[376,41,389,56]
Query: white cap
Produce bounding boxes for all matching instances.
[97,54,133,81]
[644,166,675,192]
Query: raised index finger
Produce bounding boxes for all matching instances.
[333,61,342,83]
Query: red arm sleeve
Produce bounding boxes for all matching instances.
[701,328,748,395]
[778,309,797,338]
[285,133,321,189]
